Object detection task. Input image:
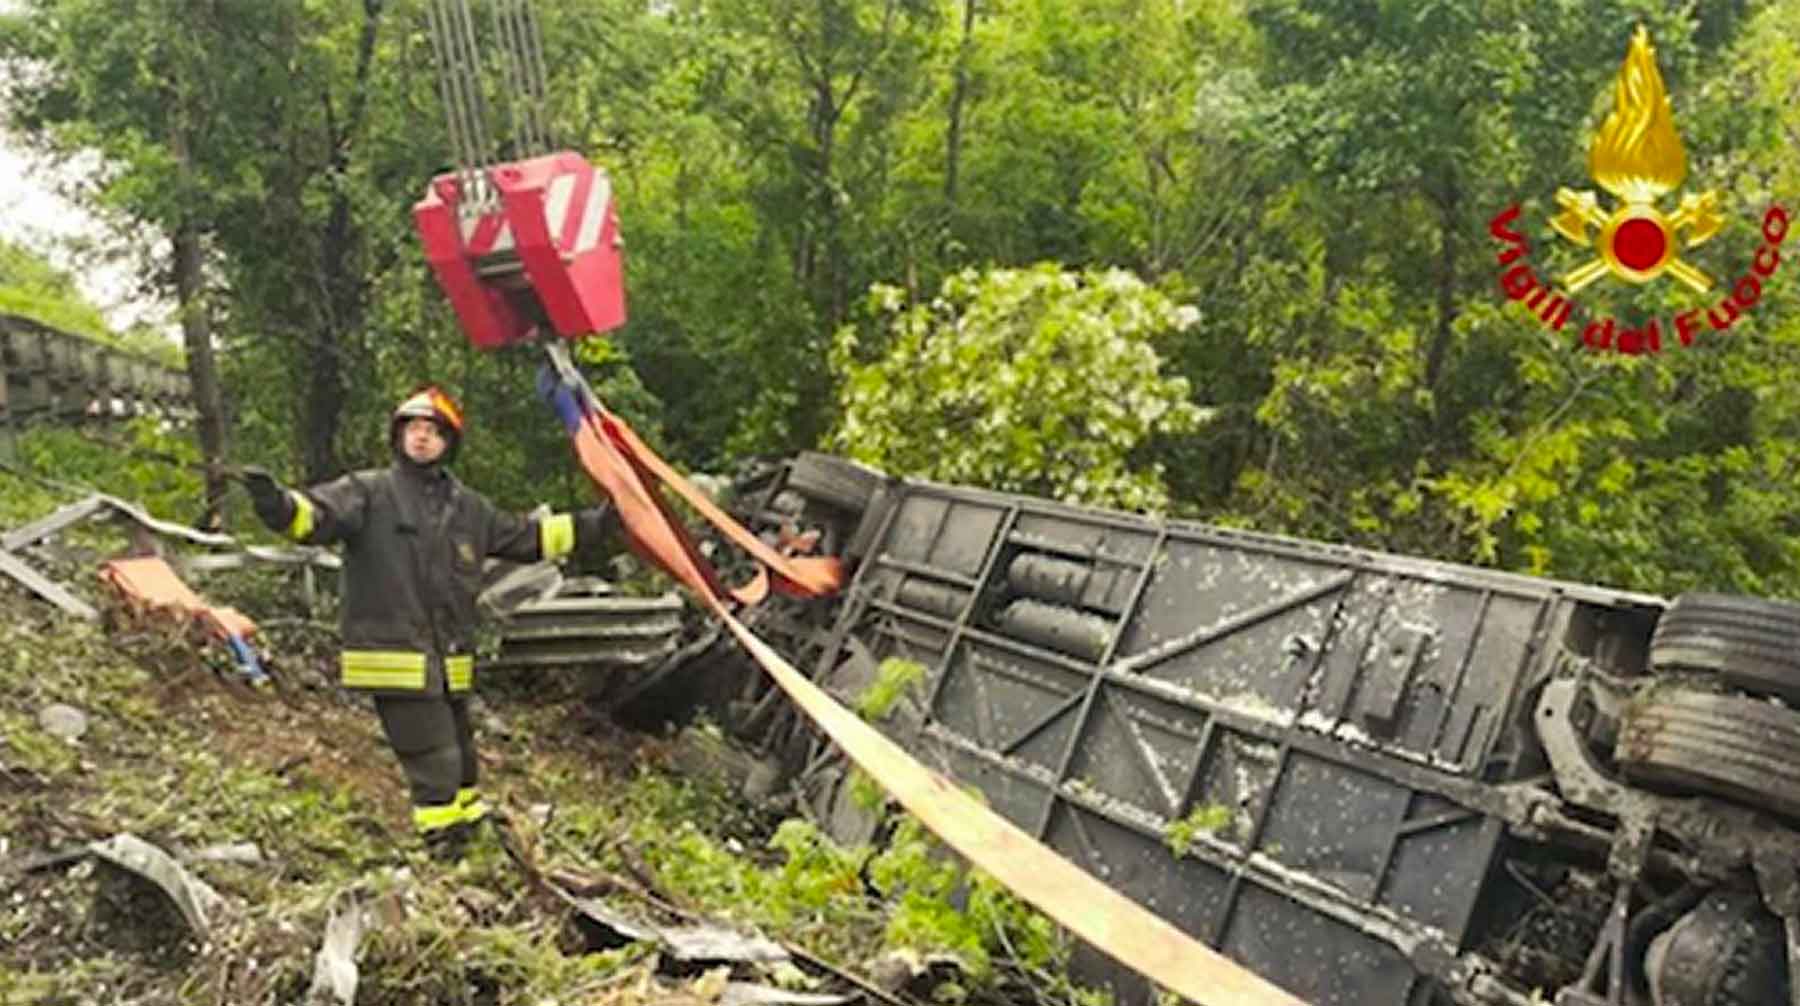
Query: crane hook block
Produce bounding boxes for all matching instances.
[413,151,627,350]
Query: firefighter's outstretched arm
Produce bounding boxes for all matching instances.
[482,495,620,564]
[239,468,368,545]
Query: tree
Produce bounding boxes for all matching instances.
[0,0,293,516]
[829,263,1206,510]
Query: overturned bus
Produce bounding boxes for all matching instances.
[602,452,1800,1006]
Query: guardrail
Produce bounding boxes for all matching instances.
[0,312,193,433]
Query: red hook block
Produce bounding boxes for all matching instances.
[413,151,627,350]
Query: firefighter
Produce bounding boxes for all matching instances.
[240,385,618,861]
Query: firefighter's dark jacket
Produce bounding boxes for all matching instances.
[258,460,612,695]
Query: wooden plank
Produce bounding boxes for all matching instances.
[0,549,98,620]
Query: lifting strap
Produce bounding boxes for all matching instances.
[540,344,1306,1006]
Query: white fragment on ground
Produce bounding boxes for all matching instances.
[306,891,371,1006]
[36,703,87,742]
[88,833,225,941]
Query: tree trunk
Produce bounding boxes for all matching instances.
[808,79,839,325]
[169,127,229,528]
[943,0,977,211]
[1424,177,1459,397]
[300,0,384,482]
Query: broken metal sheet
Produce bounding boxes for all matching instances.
[1,493,238,553]
[721,983,854,1006]
[306,890,371,1006]
[564,895,789,964]
[6,845,93,877]
[569,896,661,947]
[0,496,107,552]
[0,548,97,619]
[659,923,791,964]
[181,546,340,572]
[477,559,564,619]
[180,842,265,865]
[90,493,237,548]
[88,833,225,942]
[2,493,336,564]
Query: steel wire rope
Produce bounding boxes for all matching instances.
[448,0,499,210]
[426,0,495,214]
[423,0,473,195]
[489,0,553,158]
[513,0,554,152]
[491,0,529,161]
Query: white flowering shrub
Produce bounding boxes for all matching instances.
[828,264,1208,512]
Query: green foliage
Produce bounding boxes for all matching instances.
[627,771,1100,1001]
[848,766,890,813]
[830,264,1207,511]
[12,420,205,521]
[636,814,881,962]
[855,657,927,721]
[1163,804,1234,857]
[0,239,113,343]
[865,817,1070,990]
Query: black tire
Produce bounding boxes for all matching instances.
[783,451,882,516]
[1614,687,1800,821]
[1648,592,1800,703]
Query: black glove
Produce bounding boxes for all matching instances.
[574,503,621,555]
[239,466,295,531]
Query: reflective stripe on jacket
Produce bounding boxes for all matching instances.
[281,462,581,695]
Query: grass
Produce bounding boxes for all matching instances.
[0,239,184,368]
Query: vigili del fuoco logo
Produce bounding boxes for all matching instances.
[1489,26,1790,354]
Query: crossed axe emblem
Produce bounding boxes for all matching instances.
[1550,187,1723,293]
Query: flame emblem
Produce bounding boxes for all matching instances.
[1550,26,1722,293]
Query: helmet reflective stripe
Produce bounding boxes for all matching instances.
[392,386,464,436]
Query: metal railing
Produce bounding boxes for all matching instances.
[0,313,194,435]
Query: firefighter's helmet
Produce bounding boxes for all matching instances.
[391,385,465,462]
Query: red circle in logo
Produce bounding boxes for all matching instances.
[1613,218,1668,271]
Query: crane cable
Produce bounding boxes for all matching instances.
[492,0,553,158]
[423,0,555,218]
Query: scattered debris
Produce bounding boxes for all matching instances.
[0,547,95,618]
[668,726,787,805]
[180,841,265,865]
[100,555,268,683]
[87,832,226,944]
[35,701,88,742]
[306,889,374,1006]
[865,949,967,997]
[0,490,335,624]
[722,983,854,1006]
[659,921,792,966]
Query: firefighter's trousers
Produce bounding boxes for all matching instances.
[373,692,489,838]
